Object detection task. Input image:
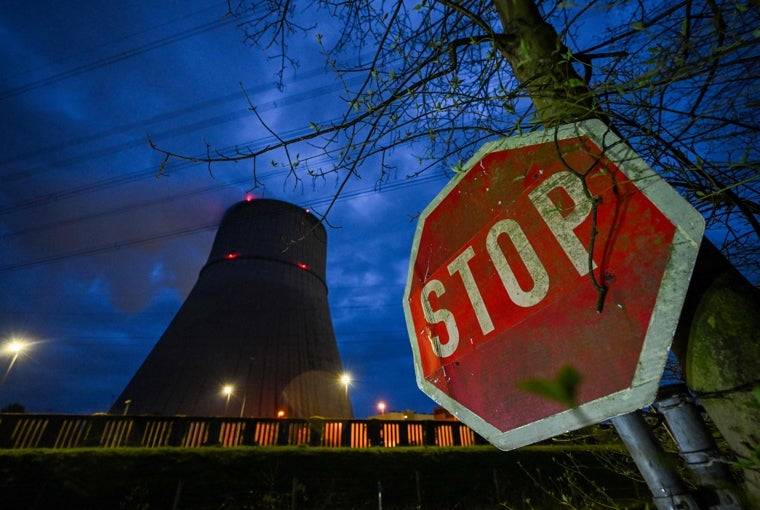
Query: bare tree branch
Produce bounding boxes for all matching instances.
[150,0,759,281]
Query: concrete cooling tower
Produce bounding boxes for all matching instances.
[111,198,353,418]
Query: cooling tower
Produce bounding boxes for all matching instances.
[111,198,353,418]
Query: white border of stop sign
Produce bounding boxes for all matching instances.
[403,120,705,450]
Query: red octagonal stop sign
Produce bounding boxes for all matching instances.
[403,120,704,450]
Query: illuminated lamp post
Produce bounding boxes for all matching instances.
[222,384,233,415]
[340,373,352,420]
[0,339,27,393]
[340,373,352,398]
[377,401,386,415]
[240,356,254,418]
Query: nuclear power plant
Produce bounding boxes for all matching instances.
[111,198,353,419]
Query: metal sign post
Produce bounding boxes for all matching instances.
[612,411,700,510]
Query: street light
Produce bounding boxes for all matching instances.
[340,373,351,397]
[240,356,254,418]
[0,339,27,393]
[222,384,233,414]
[377,401,386,415]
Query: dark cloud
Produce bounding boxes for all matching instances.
[0,0,444,418]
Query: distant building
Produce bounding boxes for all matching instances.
[111,199,352,418]
[432,406,458,421]
[366,409,439,421]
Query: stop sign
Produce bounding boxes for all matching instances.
[403,120,705,450]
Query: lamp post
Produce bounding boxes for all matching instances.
[377,401,386,415]
[0,339,26,393]
[240,356,254,418]
[340,373,351,398]
[222,384,233,415]
[338,373,352,418]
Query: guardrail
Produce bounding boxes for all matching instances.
[0,414,487,449]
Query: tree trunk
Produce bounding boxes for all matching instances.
[492,0,760,505]
[491,0,598,124]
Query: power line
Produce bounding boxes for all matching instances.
[8,156,440,240]
[0,172,446,273]
[0,108,360,216]
[0,5,448,275]
[0,9,244,101]
[0,68,360,171]
[6,2,223,83]
[0,222,217,272]
[1,74,363,189]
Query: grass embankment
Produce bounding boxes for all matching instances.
[0,444,651,509]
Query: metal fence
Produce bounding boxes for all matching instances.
[0,414,486,449]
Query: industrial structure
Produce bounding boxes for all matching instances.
[111,198,352,418]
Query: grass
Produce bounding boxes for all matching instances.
[0,444,653,509]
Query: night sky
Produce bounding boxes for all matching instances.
[0,1,451,417]
[3,1,749,423]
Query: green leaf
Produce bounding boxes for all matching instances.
[751,385,760,408]
[631,21,645,31]
[449,159,464,173]
[517,365,581,408]
[519,38,531,58]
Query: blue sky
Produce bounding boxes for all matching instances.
[0,0,450,417]
[2,1,754,424]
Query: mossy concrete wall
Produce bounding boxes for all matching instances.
[685,263,760,508]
